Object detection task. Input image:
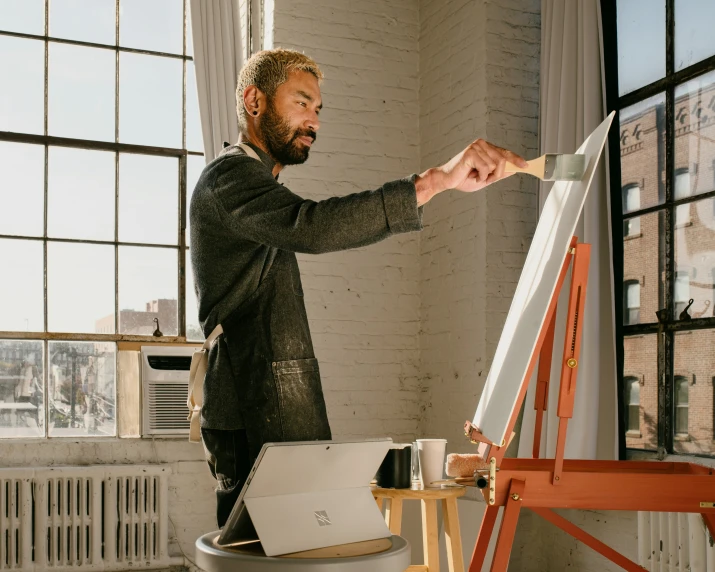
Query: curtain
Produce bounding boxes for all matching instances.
[189,0,244,161]
[517,0,618,461]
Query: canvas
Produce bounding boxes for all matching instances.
[472,112,615,446]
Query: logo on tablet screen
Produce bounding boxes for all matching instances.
[314,510,331,526]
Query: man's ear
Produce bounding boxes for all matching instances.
[243,85,265,117]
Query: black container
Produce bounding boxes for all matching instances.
[375,444,412,489]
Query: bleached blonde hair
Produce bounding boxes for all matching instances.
[236,48,324,134]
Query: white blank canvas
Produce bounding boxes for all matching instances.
[472,112,615,445]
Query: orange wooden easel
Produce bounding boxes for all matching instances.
[463,237,715,572]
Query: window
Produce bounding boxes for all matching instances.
[622,184,641,236]
[624,281,641,324]
[674,376,689,436]
[624,376,641,433]
[604,0,715,457]
[0,1,203,439]
[674,270,691,316]
[674,168,691,226]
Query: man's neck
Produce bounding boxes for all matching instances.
[238,133,283,177]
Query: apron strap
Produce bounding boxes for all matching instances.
[187,323,223,442]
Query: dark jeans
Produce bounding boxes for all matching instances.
[201,428,253,528]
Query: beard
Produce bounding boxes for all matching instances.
[260,100,316,166]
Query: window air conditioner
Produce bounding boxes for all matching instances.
[141,346,195,437]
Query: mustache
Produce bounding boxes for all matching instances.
[292,129,316,143]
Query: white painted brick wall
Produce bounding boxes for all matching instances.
[270,0,424,443]
[417,0,539,451]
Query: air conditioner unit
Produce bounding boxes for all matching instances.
[141,345,195,437]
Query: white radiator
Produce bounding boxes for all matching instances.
[0,465,172,571]
[638,512,715,572]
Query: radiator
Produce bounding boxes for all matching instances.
[0,465,172,571]
[638,512,715,572]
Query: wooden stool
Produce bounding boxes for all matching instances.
[373,485,466,572]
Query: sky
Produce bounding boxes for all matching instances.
[0,0,205,336]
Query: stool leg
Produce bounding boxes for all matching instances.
[385,498,404,535]
[421,499,440,572]
[376,496,384,512]
[442,497,464,572]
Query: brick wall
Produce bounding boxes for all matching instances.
[417,0,540,450]
[270,0,423,442]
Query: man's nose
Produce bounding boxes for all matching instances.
[306,113,320,132]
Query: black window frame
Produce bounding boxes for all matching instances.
[0,0,204,439]
[602,0,715,459]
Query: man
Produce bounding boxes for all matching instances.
[190,48,527,527]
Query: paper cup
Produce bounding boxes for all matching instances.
[417,439,447,488]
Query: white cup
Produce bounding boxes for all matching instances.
[416,439,447,488]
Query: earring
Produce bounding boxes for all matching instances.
[253,111,258,116]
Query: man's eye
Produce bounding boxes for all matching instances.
[299,101,307,107]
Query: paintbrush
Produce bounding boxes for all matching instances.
[505,153,586,181]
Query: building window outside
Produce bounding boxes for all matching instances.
[623,184,642,236]
[624,281,641,325]
[674,169,691,226]
[674,376,689,437]
[624,376,641,434]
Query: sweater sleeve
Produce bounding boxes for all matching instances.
[213,157,423,254]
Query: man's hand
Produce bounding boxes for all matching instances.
[415,139,528,206]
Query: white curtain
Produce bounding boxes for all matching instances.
[189,0,244,161]
[517,0,618,461]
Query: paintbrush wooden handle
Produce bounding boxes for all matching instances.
[505,155,545,179]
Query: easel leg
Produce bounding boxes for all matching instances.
[422,499,440,572]
[443,497,465,572]
[489,480,525,572]
[385,498,404,535]
[530,508,646,572]
[469,505,499,572]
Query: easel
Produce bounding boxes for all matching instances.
[463,237,715,571]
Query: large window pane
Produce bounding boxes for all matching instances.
[673,334,714,455]
[48,147,115,241]
[0,239,44,332]
[186,62,203,152]
[0,0,45,35]
[119,53,182,148]
[620,93,666,211]
[119,154,178,245]
[674,196,715,319]
[624,333,657,450]
[119,0,183,55]
[186,154,205,246]
[617,0,666,95]
[185,250,203,341]
[50,0,115,45]
[675,0,715,71]
[0,142,44,237]
[186,6,194,57]
[49,43,115,142]
[48,242,115,333]
[0,36,44,135]
[0,340,44,439]
[118,246,178,336]
[48,341,115,437]
[674,70,715,199]
[623,210,664,325]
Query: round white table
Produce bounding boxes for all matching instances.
[195,533,411,572]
